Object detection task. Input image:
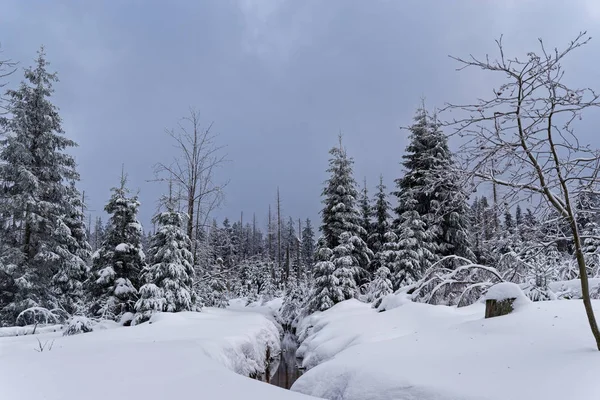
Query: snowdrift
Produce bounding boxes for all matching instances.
[0,308,316,400]
[292,295,600,400]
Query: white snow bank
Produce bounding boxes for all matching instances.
[292,295,600,400]
[0,308,316,400]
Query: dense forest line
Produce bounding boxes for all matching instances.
[2,35,600,348]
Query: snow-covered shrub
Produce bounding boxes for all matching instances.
[133,284,165,325]
[15,307,60,326]
[63,316,94,336]
[204,277,228,308]
[246,289,258,306]
[521,252,559,302]
[366,266,393,308]
[410,256,504,306]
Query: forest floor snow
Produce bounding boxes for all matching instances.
[291,296,600,400]
[0,308,317,400]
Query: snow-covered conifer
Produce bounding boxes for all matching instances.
[368,175,391,266]
[358,178,373,246]
[203,258,228,308]
[307,244,338,313]
[89,172,145,320]
[395,198,437,288]
[393,107,474,267]
[0,48,90,322]
[331,232,360,301]
[366,266,393,308]
[320,136,367,254]
[134,194,196,323]
[281,279,306,327]
[301,218,315,270]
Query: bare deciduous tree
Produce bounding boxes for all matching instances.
[444,32,600,349]
[0,45,16,115]
[154,108,228,263]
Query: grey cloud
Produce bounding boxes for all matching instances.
[1,0,599,230]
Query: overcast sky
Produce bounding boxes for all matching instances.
[1,0,600,231]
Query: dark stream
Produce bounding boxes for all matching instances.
[263,332,304,389]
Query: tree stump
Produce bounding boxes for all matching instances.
[485,298,515,318]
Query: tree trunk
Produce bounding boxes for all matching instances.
[571,221,600,350]
[23,205,32,262]
[485,298,515,318]
[187,189,195,241]
[277,188,282,271]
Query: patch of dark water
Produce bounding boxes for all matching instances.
[262,332,304,389]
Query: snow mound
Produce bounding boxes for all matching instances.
[292,298,600,400]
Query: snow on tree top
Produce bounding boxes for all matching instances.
[115,243,130,252]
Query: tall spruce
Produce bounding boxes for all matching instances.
[0,48,90,321]
[89,172,145,320]
[320,136,372,276]
[393,107,473,276]
[393,108,440,280]
[320,136,365,249]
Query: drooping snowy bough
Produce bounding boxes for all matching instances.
[408,255,505,306]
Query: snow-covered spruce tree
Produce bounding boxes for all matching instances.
[331,232,361,301]
[281,277,308,328]
[0,48,90,322]
[301,218,315,271]
[394,194,437,289]
[89,172,145,320]
[393,107,474,269]
[320,136,368,256]
[133,194,196,324]
[366,266,393,308]
[358,178,373,248]
[368,175,391,262]
[203,258,228,308]
[307,242,338,313]
[51,181,92,315]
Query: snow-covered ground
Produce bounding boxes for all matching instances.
[0,308,316,400]
[291,295,600,400]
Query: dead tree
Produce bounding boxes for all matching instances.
[0,46,16,115]
[443,32,600,349]
[153,108,228,264]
